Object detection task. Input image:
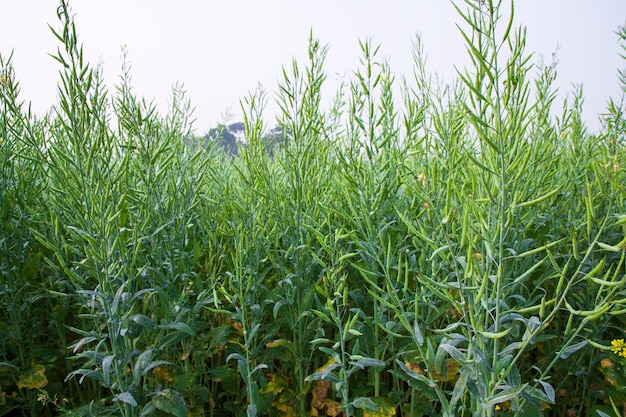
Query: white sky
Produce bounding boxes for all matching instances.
[1,1,625,134]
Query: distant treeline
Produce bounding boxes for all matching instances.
[190,122,289,156]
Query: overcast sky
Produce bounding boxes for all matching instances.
[1,1,625,134]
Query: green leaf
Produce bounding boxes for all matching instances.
[349,358,385,370]
[413,320,424,346]
[140,402,157,417]
[66,368,105,384]
[319,346,342,364]
[158,331,192,349]
[226,353,246,363]
[130,314,155,331]
[483,384,527,410]
[0,362,18,370]
[144,361,173,379]
[537,380,555,403]
[439,343,467,364]
[152,389,187,417]
[157,322,195,336]
[501,342,522,355]
[305,364,341,383]
[450,371,469,409]
[250,363,268,376]
[102,355,115,386]
[363,397,397,417]
[351,397,378,411]
[559,340,588,359]
[526,380,555,405]
[134,349,154,382]
[396,360,436,388]
[70,336,98,353]
[115,392,137,408]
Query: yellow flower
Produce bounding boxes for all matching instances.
[610,339,626,357]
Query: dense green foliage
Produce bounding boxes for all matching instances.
[1,1,625,416]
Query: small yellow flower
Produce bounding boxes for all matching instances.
[0,76,6,86]
[610,339,626,357]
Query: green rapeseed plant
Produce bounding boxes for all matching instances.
[2,0,625,416]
